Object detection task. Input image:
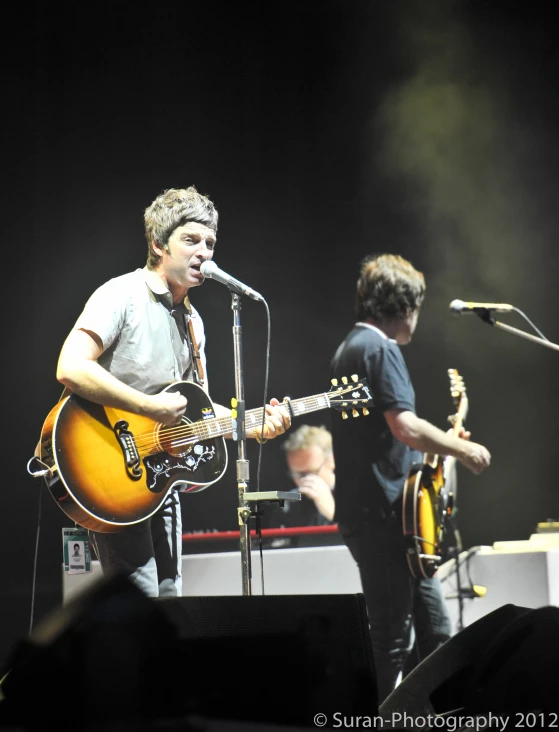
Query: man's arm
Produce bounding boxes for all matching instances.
[384,409,491,475]
[57,328,187,425]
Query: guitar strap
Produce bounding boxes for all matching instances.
[182,295,205,388]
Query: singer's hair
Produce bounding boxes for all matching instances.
[282,425,333,455]
[356,254,426,323]
[144,186,219,269]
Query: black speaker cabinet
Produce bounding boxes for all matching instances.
[0,574,377,729]
[380,603,559,717]
[154,592,378,725]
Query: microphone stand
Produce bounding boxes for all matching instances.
[445,514,466,633]
[229,292,300,596]
[230,291,253,595]
[475,309,559,352]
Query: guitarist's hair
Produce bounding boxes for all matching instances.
[144,186,219,269]
[356,254,426,323]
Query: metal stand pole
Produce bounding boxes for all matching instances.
[230,292,253,596]
[230,292,302,595]
[447,515,465,633]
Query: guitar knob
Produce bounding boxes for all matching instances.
[352,409,359,418]
[341,411,348,420]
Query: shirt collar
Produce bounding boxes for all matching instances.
[142,267,187,312]
[355,321,397,344]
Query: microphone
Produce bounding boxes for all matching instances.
[449,299,514,314]
[200,261,263,302]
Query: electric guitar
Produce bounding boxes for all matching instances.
[402,369,468,579]
[37,376,373,533]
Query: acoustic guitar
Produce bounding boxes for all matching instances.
[37,376,373,533]
[402,368,468,579]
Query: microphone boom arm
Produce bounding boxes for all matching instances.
[477,313,559,352]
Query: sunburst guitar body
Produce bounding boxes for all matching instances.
[38,377,373,532]
[402,369,468,579]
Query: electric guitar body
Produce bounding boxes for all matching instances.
[402,369,468,579]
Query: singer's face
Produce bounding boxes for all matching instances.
[156,222,216,295]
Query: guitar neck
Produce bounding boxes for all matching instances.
[424,401,468,473]
[443,403,469,478]
[193,393,332,441]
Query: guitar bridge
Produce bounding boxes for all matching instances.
[114,420,143,481]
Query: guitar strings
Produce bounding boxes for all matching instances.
[130,384,368,456]
[132,396,325,453]
[130,394,336,456]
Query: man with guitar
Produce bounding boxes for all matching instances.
[54,186,291,597]
[330,254,491,705]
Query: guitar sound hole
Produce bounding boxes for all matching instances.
[159,418,193,458]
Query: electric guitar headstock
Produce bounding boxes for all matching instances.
[328,375,374,419]
[447,368,469,423]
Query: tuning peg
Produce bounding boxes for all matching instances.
[342,402,348,407]
[351,374,358,382]
[231,397,238,408]
[342,376,348,385]
[341,411,348,420]
[231,408,238,419]
[362,407,369,416]
[352,409,359,418]
[331,378,338,386]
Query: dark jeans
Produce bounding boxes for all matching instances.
[90,491,183,597]
[339,510,452,704]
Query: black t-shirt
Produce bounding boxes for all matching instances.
[330,324,421,525]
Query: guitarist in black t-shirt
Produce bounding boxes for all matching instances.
[330,254,491,705]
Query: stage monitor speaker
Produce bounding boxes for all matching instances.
[380,603,559,717]
[464,604,559,715]
[0,572,181,729]
[153,592,378,725]
[0,574,377,728]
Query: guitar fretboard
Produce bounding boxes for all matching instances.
[165,393,332,448]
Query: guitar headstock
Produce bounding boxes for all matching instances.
[328,375,374,419]
[447,368,468,418]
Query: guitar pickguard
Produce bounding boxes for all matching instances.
[144,442,217,492]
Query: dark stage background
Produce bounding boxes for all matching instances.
[3,0,559,666]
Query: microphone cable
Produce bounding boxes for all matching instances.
[255,297,272,596]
